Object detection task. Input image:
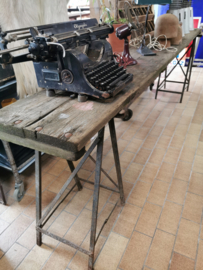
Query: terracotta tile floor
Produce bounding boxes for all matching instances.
[1,66,203,270]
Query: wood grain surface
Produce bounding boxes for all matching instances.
[0,29,200,159]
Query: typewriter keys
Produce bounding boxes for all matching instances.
[61,70,74,84]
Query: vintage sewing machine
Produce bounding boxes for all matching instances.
[0,19,133,102]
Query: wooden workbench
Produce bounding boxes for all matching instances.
[0,29,200,161]
[0,29,201,270]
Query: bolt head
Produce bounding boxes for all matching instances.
[14,120,22,125]
[35,127,43,132]
[64,133,72,138]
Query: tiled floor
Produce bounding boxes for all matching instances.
[0,66,203,270]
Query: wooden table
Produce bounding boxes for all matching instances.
[0,29,201,269]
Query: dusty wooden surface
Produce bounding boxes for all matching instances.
[0,29,200,160]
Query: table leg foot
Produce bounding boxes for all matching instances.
[35,151,42,246]
[88,255,94,270]
[37,233,42,246]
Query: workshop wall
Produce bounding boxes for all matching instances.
[0,0,69,98]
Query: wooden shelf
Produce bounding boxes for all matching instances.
[118,1,155,37]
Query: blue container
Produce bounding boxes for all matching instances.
[135,0,171,4]
[192,1,203,65]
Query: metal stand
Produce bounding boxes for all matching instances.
[35,118,125,270]
[155,37,197,103]
[137,5,156,57]
[0,182,6,205]
[2,140,24,201]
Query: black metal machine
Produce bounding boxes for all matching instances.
[0,19,133,102]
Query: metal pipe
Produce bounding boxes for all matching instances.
[187,38,196,92]
[0,44,29,55]
[14,31,30,35]
[108,119,125,205]
[56,25,111,42]
[180,37,196,103]
[16,35,32,41]
[4,27,31,34]
[89,127,105,269]
[35,150,42,246]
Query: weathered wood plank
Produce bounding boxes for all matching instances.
[0,91,71,137]
[24,98,88,152]
[0,29,200,156]
[0,131,85,161]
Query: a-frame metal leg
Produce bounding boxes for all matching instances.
[109,118,125,205]
[34,121,125,270]
[154,38,197,103]
[67,161,83,191]
[35,150,42,246]
[155,72,161,100]
[180,38,196,103]
[186,38,196,92]
[88,127,105,270]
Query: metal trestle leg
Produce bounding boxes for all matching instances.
[35,118,125,270]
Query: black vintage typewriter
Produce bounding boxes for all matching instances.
[0,19,133,102]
